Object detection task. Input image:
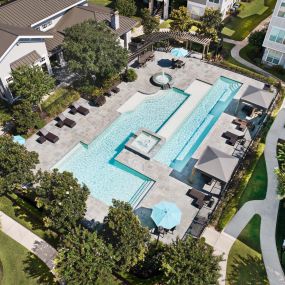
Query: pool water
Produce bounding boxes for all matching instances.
[54,89,188,205]
[55,77,241,206]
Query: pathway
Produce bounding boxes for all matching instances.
[223,15,272,77]
[203,100,285,285]
[0,211,57,270]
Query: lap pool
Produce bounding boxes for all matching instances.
[55,76,241,206]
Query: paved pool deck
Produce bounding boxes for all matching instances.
[25,51,269,236]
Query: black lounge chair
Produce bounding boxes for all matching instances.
[37,128,59,144]
[111,86,120,93]
[70,102,89,116]
[56,114,76,128]
[104,90,112,97]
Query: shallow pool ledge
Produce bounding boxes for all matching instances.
[158,80,212,140]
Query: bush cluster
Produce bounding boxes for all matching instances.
[124,69,137,82]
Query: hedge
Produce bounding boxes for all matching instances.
[42,88,80,117]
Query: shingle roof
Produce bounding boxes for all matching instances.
[0,0,85,27]
[240,85,275,110]
[10,50,41,70]
[195,146,239,183]
[0,23,52,59]
[46,4,138,52]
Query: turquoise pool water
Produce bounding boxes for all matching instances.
[54,89,188,205]
[55,76,241,206]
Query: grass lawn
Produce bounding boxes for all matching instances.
[276,200,285,272]
[0,231,56,285]
[0,194,57,246]
[239,43,285,81]
[226,215,269,284]
[222,0,276,40]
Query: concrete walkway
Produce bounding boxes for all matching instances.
[203,101,285,285]
[0,211,57,270]
[223,15,272,77]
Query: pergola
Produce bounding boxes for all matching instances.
[128,31,211,62]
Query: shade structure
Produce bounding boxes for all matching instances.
[151,201,182,230]
[171,47,188,57]
[13,135,25,145]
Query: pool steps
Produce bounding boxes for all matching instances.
[129,179,154,207]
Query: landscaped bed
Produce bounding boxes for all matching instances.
[226,215,269,284]
[222,0,276,40]
[0,231,56,285]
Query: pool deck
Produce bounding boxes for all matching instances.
[26,51,269,237]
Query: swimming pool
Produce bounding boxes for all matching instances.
[55,76,241,206]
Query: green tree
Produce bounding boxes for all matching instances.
[34,169,89,233]
[161,237,222,285]
[0,136,38,195]
[9,65,55,111]
[197,8,223,42]
[275,168,285,198]
[248,29,266,52]
[55,226,115,285]
[12,100,42,134]
[114,0,136,17]
[170,6,192,32]
[63,21,128,82]
[102,199,150,271]
[141,8,160,35]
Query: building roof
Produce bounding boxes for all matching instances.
[195,146,239,183]
[46,4,137,52]
[0,23,52,60]
[240,85,275,110]
[10,50,41,70]
[0,0,85,27]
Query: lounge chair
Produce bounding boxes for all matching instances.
[56,114,76,128]
[70,102,89,116]
[37,128,59,144]
[111,86,120,93]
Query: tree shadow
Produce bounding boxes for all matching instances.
[23,252,58,284]
[227,253,268,285]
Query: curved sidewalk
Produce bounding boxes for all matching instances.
[203,102,285,285]
[0,211,57,270]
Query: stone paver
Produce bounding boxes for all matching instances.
[0,211,57,270]
[203,100,285,285]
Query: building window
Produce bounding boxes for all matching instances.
[266,49,282,65]
[41,20,52,29]
[278,2,285,17]
[269,27,285,44]
[209,0,219,3]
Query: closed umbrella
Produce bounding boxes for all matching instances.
[171,47,188,58]
[151,201,181,230]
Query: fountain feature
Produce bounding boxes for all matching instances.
[151,71,173,89]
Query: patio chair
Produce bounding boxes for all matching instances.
[111,86,120,93]
[56,114,76,128]
[70,102,89,116]
[104,90,112,97]
[37,128,59,144]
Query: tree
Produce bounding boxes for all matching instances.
[170,7,192,32]
[161,237,222,285]
[12,100,42,134]
[102,199,150,271]
[114,0,136,17]
[275,168,285,198]
[9,65,55,111]
[0,136,38,195]
[34,169,89,233]
[63,21,128,82]
[248,29,266,52]
[141,8,160,35]
[197,8,223,42]
[55,226,115,285]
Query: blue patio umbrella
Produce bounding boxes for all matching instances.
[13,135,25,145]
[171,47,188,58]
[151,201,182,230]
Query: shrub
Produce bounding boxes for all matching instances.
[124,69,138,82]
[102,74,120,90]
[42,88,80,117]
[89,88,105,106]
[271,65,285,75]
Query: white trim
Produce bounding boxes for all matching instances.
[0,35,53,63]
[30,0,86,28]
